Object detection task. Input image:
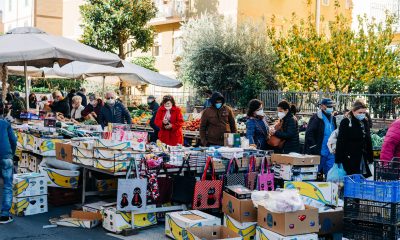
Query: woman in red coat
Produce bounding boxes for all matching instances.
[381,119,400,163]
[155,95,184,146]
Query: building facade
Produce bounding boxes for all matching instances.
[0,0,34,33]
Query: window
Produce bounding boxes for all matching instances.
[172,30,183,56]
[25,0,29,7]
[8,0,12,12]
[152,33,162,57]
[322,0,329,6]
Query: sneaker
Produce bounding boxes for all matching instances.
[0,216,14,224]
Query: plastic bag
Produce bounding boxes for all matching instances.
[327,163,346,182]
[251,189,305,213]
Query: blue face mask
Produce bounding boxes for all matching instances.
[356,114,366,121]
[215,103,222,109]
[325,107,333,115]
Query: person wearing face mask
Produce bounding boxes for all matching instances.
[335,100,373,177]
[28,93,37,109]
[269,100,299,153]
[154,95,184,146]
[147,95,160,143]
[70,96,85,122]
[246,99,269,150]
[82,93,104,123]
[305,98,337,175]
[200,92,237,146]
[50,90,70,118]
[98,91,131,128]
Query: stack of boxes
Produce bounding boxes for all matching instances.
[272,154,320,182]
[11,173,48,216]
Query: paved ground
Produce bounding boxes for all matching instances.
[0,183,167,240]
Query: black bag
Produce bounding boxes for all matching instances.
[171,158,196,204]
[224,158,246,187]
[155,164,173,205]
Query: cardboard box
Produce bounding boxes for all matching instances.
[223,214,257,240]
[274,164,319,174]
[16,131,26,149]
[102,207,157,233]
[95,139,132,150]
[35,137,65,156]
[318,208,343,235]
[165,210,221,240]
[187,226,242,240]
[257,205,319,236]
[25,134,36,151]
[73,156,94,167]
[275,171,318,181]
[284,182,339,208]
[222,192,257,223]
[73,147,94,158]
[11,194,48,216]
[94,159,129,173]
[225,185,252,199]
[17,167,30,174]
[19,151,30,168]
[39,166,80,189]
[271,154,320,166]
[13,173,47,197]
[94,148,132,161]
[52,210,102,229]
[95,178,118,192]
[28,154,56,172]
[256,226,318,240]
[56,142,73,163]
[71,138,96,150]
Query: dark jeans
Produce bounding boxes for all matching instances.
[0,158,13,217]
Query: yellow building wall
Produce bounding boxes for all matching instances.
[34,0,63,35]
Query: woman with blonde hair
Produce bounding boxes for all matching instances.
[70,95,85,122]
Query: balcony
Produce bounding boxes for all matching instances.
[149,0,189,26]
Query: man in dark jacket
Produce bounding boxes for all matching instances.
[147,95,160,142]
[10,92,26,119]
[200,92,237,146]
[99,91,132,128]
[0,119,17,224]
[76,88,88,107]
[81,93,103,123]
[305,98,337,175]
[50,90,71,118]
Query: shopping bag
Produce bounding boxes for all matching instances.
[171,158,196,204]
[192,156,223,210]
[246,155,258,190]
[258,156,274,191]
[224,157,246,187]
[326,163,347,182]
[117,158,147,211]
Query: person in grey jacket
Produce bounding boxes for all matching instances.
[99,91,132,128]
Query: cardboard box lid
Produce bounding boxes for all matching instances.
[222,192,257,222]
[71,210,102,221]
[188,226,241,240]
[272,154,320,165]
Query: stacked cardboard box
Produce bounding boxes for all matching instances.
[272,154,320,181]
[11,173,48,216]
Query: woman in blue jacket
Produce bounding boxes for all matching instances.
[246,99,269,150]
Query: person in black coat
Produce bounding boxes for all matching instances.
[335,100,373,178]
[76,88,88,107]
[50,90,71,118]
[147,95,160,142]
[270,100,300,153]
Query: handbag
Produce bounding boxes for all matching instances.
[266,121,286,148]
[192,156,223,210]
[246,155,258,190]
[117,158,147,211]
[258,157,274,191]
[139,158,160,204]
[224,157,246,187]
[171,157,196,204]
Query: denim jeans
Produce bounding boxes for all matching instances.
[0,158,13,217]
[319,154,335,175]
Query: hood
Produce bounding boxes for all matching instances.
[210,92,225,106]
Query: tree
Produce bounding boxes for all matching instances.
[268,1,400,92]
[178,14,277,107]
[132,56,158,72]
[80,0,157,59]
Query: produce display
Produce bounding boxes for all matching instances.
[183,119,201,131]
[131,108,152,125]
[371,133,384,150]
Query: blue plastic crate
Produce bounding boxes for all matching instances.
[344,174,400,203]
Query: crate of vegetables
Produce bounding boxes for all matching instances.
[183,119,201,132]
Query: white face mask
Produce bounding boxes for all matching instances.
[106,99,115,105]
[255,109,264,116]
[90,100,97,106]
[278,112,286,119]
[165,105,172,110]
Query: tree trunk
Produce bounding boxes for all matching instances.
[118,42,125,94]
[1,65,7,102]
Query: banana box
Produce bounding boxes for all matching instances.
[256,226,318,240]
[11,194,48,216]
[25,134,36,151]
[223,214,257,240]
[16,131,26,149]
[73,156,94,166]
[13,172,47,197]
[71,137,96,150]
[102,207,157,233]
[94,159,129,173]
[19,151,30,168]
[17,167,30,174]
[39,166,80,189]
[73,147,94,158]
[94,148,132,161]
[284,182,339,208]
[28,154,56,172]
[51,210,102,229]
[165,210,221,240]
[273,164,318,181]
[95,178,118,192]
[35,137,65,156]
[187,226,242,240]
[95,139,132,150]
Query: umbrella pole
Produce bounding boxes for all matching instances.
[24,62,29,110]
[102,76,105,98]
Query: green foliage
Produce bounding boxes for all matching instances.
[80,0,157,59]
[178,14,277,105]
[9,76,83,93]
[131,56,158,72]
[367,77,400,118]
[268,1,400,92]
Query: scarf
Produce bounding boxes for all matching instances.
[164,109,171,122]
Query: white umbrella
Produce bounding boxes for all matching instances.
[0,27,122,108]
[7,66,43,78]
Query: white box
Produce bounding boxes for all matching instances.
[73,156,94,166]
[274,164,318,181]
[11,194,48,216]
[94,148,132,161]
[95,139,132,150]
[17,167,30,174]
[13,173,47,197]
[15,131,26,149]
[94,159,130,173]
[223,214,257,240]
[71,138,96,150]
[73,147,94,158]
[284,182,339,208]
[102,207,157,233]
[19,151,29,168]
[256,226,318,240]
[35,137,65,156]
[39,166,80,189]
[165,210,221,240]
[25,134,36,151]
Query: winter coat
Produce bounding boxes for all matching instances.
[99,101,132,128]
[246,117,269,150]
[148,101,160,131]
[200,92,237,146]
[155,105,184,146]
[305,110,337,155]
[274,112,300,153]
[380,119,400,162]
[76,91,87,107]
[11,97,26,119]
[335,116,373,177]
[50,97,70,118]
[0,119,16,159]
[81,99,104,123]
[71,105,85,121]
